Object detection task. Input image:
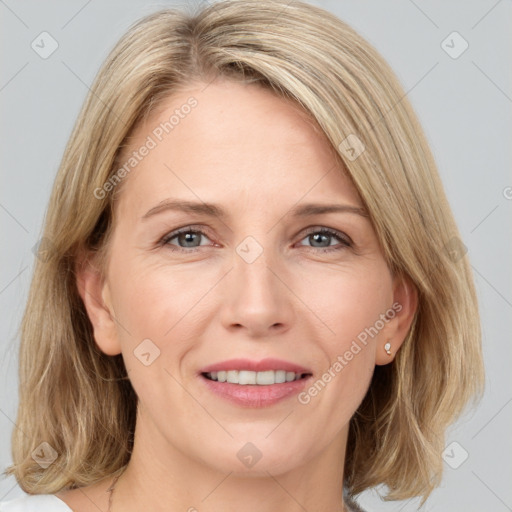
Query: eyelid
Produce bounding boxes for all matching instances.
[160,224,215,246]
[159,224,353,253]
[299,226,353,246]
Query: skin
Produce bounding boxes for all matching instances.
[59,79,416,512]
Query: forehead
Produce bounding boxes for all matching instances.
[114,80,360,217]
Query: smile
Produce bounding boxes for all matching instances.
[203,369,310,385]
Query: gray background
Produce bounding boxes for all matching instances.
[1,1,511,510]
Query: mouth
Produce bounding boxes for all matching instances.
[199,363,313,407]
[198,358,313,407]
[201,369,312,385]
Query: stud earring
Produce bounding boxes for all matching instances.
[384,342,392,355]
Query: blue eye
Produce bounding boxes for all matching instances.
[298,227,352,253]
[161,227,212,252]
[160,226,352,253]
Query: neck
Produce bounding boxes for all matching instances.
[112,408,349,512]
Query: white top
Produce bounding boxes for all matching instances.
[0,494,72,511]
[0,492,366,511]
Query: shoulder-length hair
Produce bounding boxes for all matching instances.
[5,0,484,502]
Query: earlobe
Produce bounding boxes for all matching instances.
[76,255,122,356]
[375,275,418,366]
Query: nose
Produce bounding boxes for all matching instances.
[219,241,295,338]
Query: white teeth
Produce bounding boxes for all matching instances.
[239,370,256,385]
[204,370,307,385]
[227,370,238,382]
[275,370,286,383]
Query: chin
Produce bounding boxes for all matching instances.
[197,436,313,477]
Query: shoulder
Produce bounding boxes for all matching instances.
[0,494,73,511]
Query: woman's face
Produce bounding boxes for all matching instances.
[82,79,412,476]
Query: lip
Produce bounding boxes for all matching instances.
[200,373,312,408]
[199,358,311,374]
[198,358,313,408]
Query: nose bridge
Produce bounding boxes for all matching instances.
[220,234,294,335]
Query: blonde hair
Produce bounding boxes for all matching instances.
[5,0,484,503]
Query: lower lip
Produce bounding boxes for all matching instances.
[200,374,312,407]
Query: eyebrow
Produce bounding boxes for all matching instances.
[141,199,368,220]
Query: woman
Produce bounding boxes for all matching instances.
[1,0,484,510]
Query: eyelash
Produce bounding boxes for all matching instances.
[159,225,352,254]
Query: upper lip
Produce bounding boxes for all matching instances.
[200,358,312,374]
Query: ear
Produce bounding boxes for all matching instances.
[75,252,122,356]
[375,274,418,366]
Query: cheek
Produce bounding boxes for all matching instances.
[299,262,392,348]
[107,259,216,365]
[108,253,198,329]
[295,265,390,410]
[109,250,392,368]
[107,263,207,411]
